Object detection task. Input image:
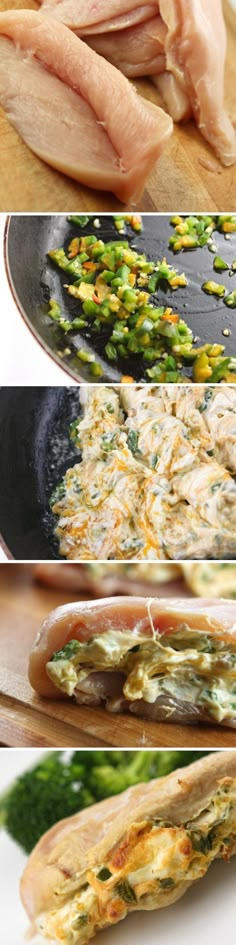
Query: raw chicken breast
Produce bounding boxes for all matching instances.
[28,597,236,727]
[158,0,236,164]
[41,0,236,164]
[86,16,166,78]
[40,0,157,33]
[0,11,173,202]
[29,596,236,679]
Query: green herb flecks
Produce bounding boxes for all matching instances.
[51,640,81,662]
[50,481,66,507]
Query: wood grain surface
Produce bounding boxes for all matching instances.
[0,564,236,749]
[0,0,236,211]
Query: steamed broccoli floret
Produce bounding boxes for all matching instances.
[0,753,94,853]
[0,750,209,853]
[88,751,209,800]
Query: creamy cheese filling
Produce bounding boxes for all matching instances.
[37,783,236,945]
[46,626,236,722]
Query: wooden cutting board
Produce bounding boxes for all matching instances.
[0,0,236,211]
[0,565,235,749]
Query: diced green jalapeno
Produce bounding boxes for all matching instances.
[213,256,229,272]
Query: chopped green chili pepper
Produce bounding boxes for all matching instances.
[101,432,117,451]
[127,430,142,455]
[97,868,112,882]
[115,880,137,903]
[89,362,103,377]
[72,916,88,930]
[224,290,236,307]
[105,342,117,361]
[47,221,236,384]
[159,878,175,889]
[67,216,90,227]
[210,359,231,382]
[50,481,66,507]
[213,256,229,272]
[190,833,212,854]
[77,349,95,363]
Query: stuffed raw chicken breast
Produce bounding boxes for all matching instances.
[29,597,236,727]
[50,386,236,562]
[21,752,236,945]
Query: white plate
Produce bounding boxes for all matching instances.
[1,751,236,945]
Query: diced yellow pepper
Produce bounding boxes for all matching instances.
[136,314,146,328]
[225,373,236,382]
[67,282,94,300]
[175,223,189,235]
[181,235,198,248]
[169,274,188,288]
[193,353,212,382]
[128,273,136,287]
[171,216,183,226]
[68,237,80,258]
[222,222,236,233]
[208,344,224,357]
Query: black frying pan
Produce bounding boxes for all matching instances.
[0,387,81,559]
[5,214,236,383]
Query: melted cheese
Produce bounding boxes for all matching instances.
[38,783,236,945]
[47,626,236,722]
[51,386,236,561]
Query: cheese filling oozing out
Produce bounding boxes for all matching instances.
[37,782,236,945]
[46,622,236,722]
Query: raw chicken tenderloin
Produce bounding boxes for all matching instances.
[86,16,167,78]
[29,595,236,698]
[40,0,157,33]
[158,0,236,164]
[0,11,173,203]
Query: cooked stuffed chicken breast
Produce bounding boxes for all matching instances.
[34,563,182,597]
[34,562,236,600]
[51,386,236,561]
[182,563,236,600]
[21,753,236,945]
[29,597,236,726]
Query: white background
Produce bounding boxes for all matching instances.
[0,749,236,945]
[0,215,73,386]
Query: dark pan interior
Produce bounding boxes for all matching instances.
[0,388,82,559]
[5,215,236,383]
